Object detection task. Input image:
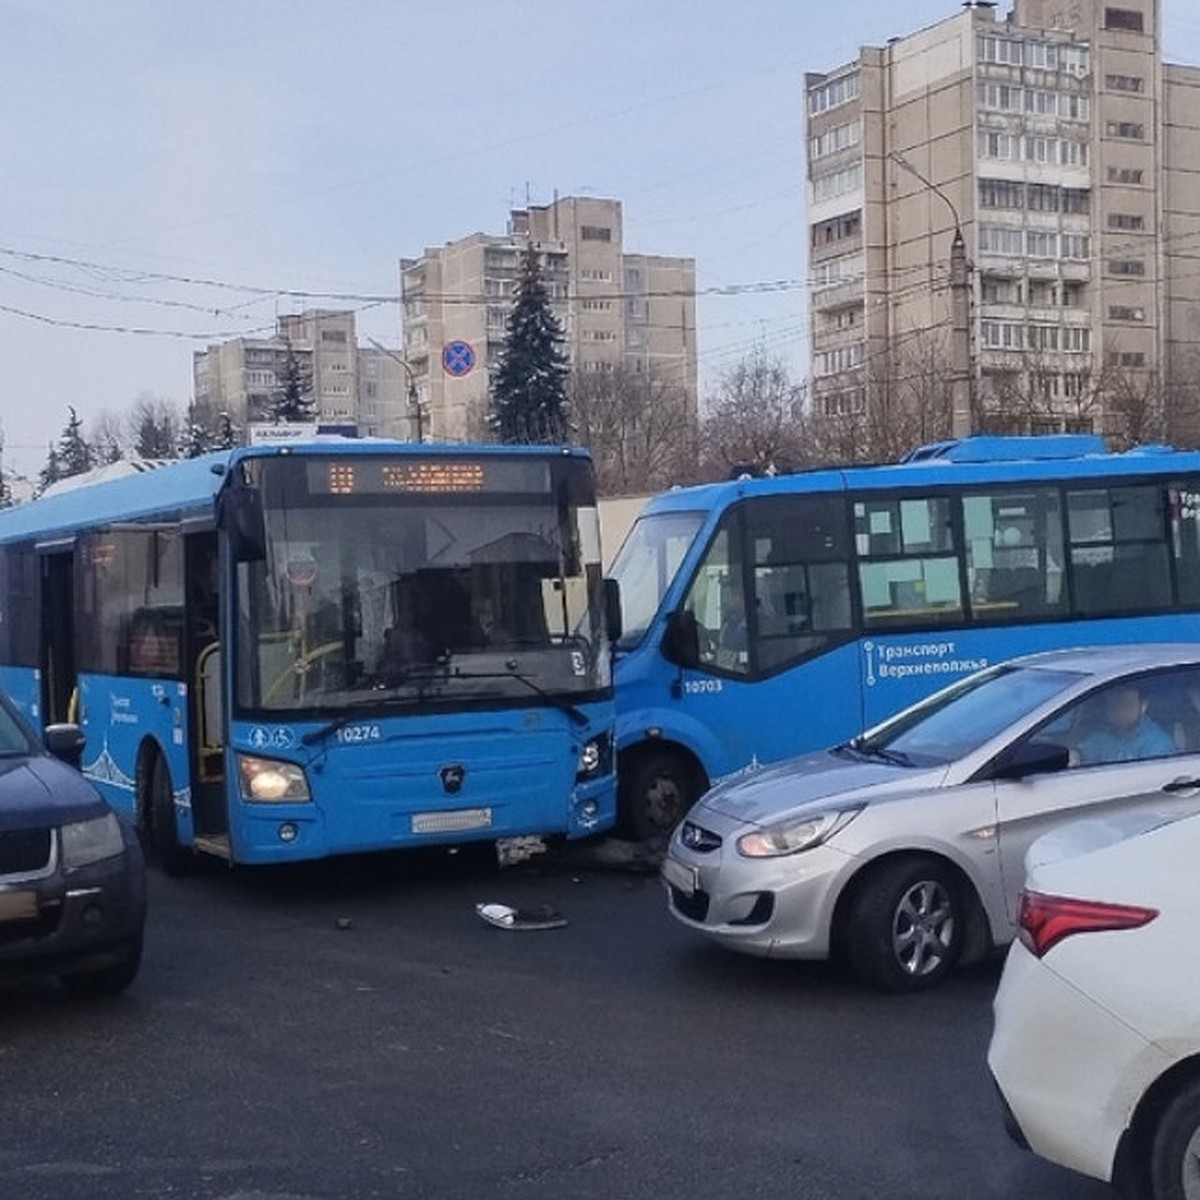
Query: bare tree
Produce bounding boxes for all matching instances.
[699,349,810,479]
[88,408,127,464]
[572,366,697,494]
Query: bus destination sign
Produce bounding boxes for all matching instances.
[311,458,552,496]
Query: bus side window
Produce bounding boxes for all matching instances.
[746,495,853,674]
[679,521,750,677]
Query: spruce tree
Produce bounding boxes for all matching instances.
[273,342,316,423]
[37,442,62,496]
[57,406,95,478]
[489,247,570,444]
[216,411,239,450]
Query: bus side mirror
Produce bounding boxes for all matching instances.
[220,477,266,562]
[603,578,622,645]
[661,609,700,669]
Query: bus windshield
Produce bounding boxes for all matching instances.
[235,455,609,713]
[608,510,704,648]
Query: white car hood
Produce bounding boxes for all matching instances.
[697,750,948,827]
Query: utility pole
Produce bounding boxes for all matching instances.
[890,152,975,439]
[367,339,425,442]
[949,230,972,439]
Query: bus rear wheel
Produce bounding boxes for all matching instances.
[146,752,192,877]
[619,749,700,842]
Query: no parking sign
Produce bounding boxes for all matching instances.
[442,340,476,377]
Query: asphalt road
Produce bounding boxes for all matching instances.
[0,844,1112,1200]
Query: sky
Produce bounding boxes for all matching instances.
[2,0,1199,478]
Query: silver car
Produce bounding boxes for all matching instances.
[662,645,1200,992]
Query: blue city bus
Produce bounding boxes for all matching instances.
[608,435,1200,837]
[0,440,616,870]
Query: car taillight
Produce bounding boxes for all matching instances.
[1017,888,1158,959]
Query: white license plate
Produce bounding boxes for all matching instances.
[0,890,37,922]
[661,856,697,897]
[412,807,493,835]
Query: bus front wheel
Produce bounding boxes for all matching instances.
[145,753,192,877]
[618,749,702,842]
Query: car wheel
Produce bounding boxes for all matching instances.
[60,938,143,999]
[1148,1077,1200,1200]
[619,750,697,841]
[846,857,963,992]
[149,753,192,877]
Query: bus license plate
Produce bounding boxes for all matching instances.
[0,890,37,922]
[661,856,697,897]
[412,808,493,835]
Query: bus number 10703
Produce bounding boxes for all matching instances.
[683,679,723,695]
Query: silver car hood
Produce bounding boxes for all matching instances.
[697,750,948,827]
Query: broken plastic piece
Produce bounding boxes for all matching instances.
[475,902,567,931]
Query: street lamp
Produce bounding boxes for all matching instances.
[368,338,425,442]
[889,152,974,438]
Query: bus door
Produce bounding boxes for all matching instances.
[185,532,226,837]
[39,548,76,725]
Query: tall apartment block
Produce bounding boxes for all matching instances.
[805,0,1200,442]
[400,196,698,442]
[192,309,408,439]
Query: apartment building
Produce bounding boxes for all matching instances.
[400,196,697,442]
[805,0,1200,442]
[192,309,408,439]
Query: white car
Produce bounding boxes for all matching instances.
[663,644,1200,991]
[989,808,1200,1199]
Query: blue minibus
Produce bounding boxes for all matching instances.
[608,435,1200,837]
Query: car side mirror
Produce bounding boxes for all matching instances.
[219,473,266,562]
[661,609,700,669]
[992,740,1070,781]
[44,723,86,769]
[603,577,623,645]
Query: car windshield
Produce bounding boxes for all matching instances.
[608,510,704,648]
[855,665,1084,766]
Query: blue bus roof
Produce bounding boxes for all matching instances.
[638,439,1200,518]
[0,439,592,545]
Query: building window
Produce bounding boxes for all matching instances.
[1059,139,1088,167]
[1062,188,1090,214]
[320,329,348,343]
[1024,135,1054,164]
[1061,233,1090,259]
[978,35,1025,66]
[1027,324,1059,351]
[1058,92,1089,120]
[1025,41,1058,70]
[1109,351,1147,367]
[978,83,1023,112]
[979,226,1025,256]
[1107,166,1145,184]
[579,268,613,282]
[1106,73,1145,92]
[810,119,861,159]
[1027,183,1061,212]
[981,319,1024,350]
[1109,258,1146,276]
[808,71,861,115]
[1109,305,1146,321]
[814,343,865,377]
[978,131,1017,161]
[1108,213,1145,231]
[811,163,862,203]
[1026,230,1059,258]
[979,179,1024,210]
[580,225,612,242]
[1107,121,1145,140]
[1104,7,1145,32]
[811,252,864,289]
[1059,46,1091,75]
[1062,327,1091,353]
[1025,89,1056,116]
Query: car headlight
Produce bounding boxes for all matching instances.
[237,755,312,803]
[61,812,125,869]
[736,807,863,858]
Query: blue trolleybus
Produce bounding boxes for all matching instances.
[608,435,1200,837]
[0,440,617,870]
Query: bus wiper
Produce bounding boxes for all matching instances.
[449,668,589,727]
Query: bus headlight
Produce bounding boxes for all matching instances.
[575,734,612,781]
[61,812,125,868]
[237,755,312,803]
